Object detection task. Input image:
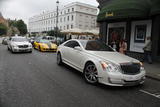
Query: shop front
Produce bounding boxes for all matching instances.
[97,0,160,61]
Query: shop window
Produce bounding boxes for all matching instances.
[134,25,147,43]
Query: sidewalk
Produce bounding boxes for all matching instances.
[144,62,160,81]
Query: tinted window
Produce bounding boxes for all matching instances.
[80,40,114,51]
[64,41,80,48]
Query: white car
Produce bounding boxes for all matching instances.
[57,39,146,86]
[8,36,32,53]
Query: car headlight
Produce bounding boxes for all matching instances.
[140,62,145,71]
[100,61,120,72]
[29,45,32,47]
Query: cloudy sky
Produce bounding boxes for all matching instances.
[0,0,98,24]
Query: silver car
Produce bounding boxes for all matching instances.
[8,36,32,53]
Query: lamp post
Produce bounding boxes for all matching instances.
[56,0,59,45]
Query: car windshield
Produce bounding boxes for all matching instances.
[80,40,114,51]
[40,39,51,43]
[12,38,28,42]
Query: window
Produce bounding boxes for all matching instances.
[71,25,73,29]
[67,25,69,29]
[68,9,70,13]
[60,18,62,22]
[72,8,74,11]
[134,25,147,43]
[68,16,69,21]
[71,15,74,21]
[64,41,80,48]
[64,17,66,22]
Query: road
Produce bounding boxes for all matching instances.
[0,44,160,107]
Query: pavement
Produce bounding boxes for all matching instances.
[144,62,160,81]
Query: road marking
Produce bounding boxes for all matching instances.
[140,90,160,99]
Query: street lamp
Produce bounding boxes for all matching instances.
[56,0,59,45]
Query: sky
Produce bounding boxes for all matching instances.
[0,0,99,25]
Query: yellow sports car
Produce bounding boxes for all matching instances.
[34,39,57,52]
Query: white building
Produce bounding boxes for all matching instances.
[28,2,98,33]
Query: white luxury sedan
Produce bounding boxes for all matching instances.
[8,36,32,53]
[57,39,146,86]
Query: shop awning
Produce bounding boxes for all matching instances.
[150,0,160,15]
[97,0,151,21]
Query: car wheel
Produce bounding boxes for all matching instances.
[39,46,41,51]
[57,52,63,65]
[7,46,10,51]
[11,48,14,53]
[84,63,98,84]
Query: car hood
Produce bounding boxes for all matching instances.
[87,51,139,65]
[12,42,31,46]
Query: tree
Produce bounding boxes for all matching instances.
[15,20,27,35]
[0,23,7,36]
[47,30,56,37]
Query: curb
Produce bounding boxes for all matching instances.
[146,74,160,81]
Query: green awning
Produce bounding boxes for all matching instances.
[97,0,151,21]
[150,0,160,15]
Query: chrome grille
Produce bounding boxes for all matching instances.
[120,63,140,75]
[18,45,28,48]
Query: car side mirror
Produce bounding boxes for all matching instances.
[74,46,82,51]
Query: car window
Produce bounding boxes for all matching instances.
[64,41,80,48]
[80,40,114,51]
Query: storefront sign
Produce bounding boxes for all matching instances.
[106,12,114,17]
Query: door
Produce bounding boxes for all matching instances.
[107,22,126,51]
[68,41,84,70]
[108,27,125,51]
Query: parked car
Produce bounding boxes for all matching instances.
[2,37,9,45]
[34,39,57,52]
[28,37,35,45]
[8,36,32,53]
[57,39,146,86]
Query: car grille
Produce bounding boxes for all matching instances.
[120,63,140,75]
[18,45,28,48]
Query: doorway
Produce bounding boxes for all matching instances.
[107,22,126,51]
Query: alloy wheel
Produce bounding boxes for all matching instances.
[84,64,98,84]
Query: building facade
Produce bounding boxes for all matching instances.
[97,0,160,61]
[28,2,98,33]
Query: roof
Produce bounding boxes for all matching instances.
[97,0,160,21]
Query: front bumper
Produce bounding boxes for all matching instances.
[99,70,146,86]
[12,47,32,52]
[41,48,57,52]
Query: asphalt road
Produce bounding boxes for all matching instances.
[0,44,160,107]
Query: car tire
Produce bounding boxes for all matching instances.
[57,52,63,65]
[7,46,10,51]
[84,63,98,84]
[11,48,14,53]
[39,46,41,51]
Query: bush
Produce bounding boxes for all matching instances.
[0,24,7,36]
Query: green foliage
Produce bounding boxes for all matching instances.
[15,20,27,35]
[8,19,27,35]
[47,30,65,38]
[47,30,56,36]
[0,24,7,36]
